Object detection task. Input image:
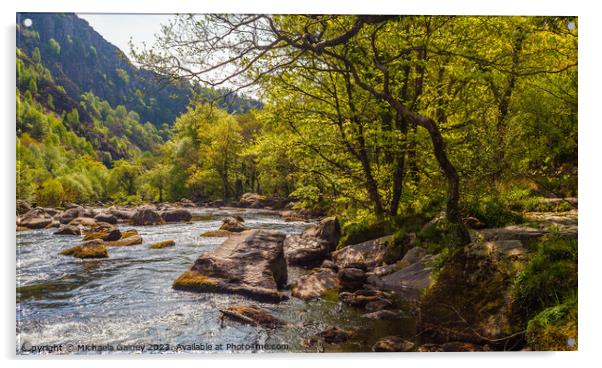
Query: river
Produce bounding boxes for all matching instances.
[16,207,415,354]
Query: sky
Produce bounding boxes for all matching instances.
[78,13,175,58]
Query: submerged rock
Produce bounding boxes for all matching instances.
[362,309,405,320]
[161,209,192,223]
[173,229,288,303]
[60,239,108,259]
[54,224,81,236]
[290,268,339,300]
[315,326,355,344]
[200,229,232,237]
[219,304,286,329]
[372,336,415,352]
[284,216,340,266]
[131,206,165,226]
[150,240,176,249]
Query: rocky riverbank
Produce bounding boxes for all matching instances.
[15,195,578,352]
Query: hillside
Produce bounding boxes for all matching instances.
[16,12,261,127]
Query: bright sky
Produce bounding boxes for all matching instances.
[77,13,175,58]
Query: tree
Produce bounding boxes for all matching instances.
[108,160,143,197]
[133,15,473,243]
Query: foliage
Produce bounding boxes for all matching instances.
[514,237,578,320]
[526,296,577,351]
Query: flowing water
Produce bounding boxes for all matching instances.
[16,207,415,354]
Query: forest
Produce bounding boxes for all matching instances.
[16,14,578,352]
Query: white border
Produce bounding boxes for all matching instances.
[2,1,599,368]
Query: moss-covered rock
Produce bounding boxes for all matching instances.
[418,240,530,349]
[526,299,577,351]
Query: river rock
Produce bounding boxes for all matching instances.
[84,228,121,241]
[284,216,340,266]
[320,259,339,272]
[239,193,268,208]
[94,213,118,224]
[60,239,108,259]
[54,224,81,236]
[131,206,165,226]
[365,297,394,311]
[338,267,366,291]
[109,208,135,221]
[57,206,94,224]
[179,198,196,208]
[219,304,286,329]
[362,309,405,320]
[290,268,339,300]
[367,255,435,300]
[121,229,139,239]
[16,200,31,215]
[161,209,192,223]
[372,336,415,352]
[68,217,97,227]
[315,327,354,344]
[173,229,288,303]
[280,210,307,222]
[395,246,431,269]
[331,235,390,271]
[18,208,54,229]
[150,240,176,249]
[108,235,143,247]
[218,216,247,232]
[339,289,390,308]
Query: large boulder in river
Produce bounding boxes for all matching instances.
[173,229,288,303]
[131,206,165,226]
[218,216,247,232]
[161,209,192,223]
[331,235,391,271]
[284,216,340,266]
